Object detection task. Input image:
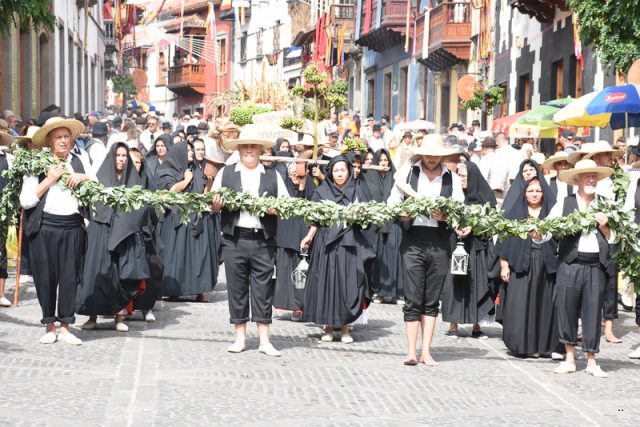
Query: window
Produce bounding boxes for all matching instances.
[552,59,563,99]
[569,55,583,98]
[367,78,375,117]
[240,32,247,62]
[273,24,280,52]
[517,74,531,111]
[157,52,166,85]
[498,82,508,117]
[256,29,263,57]
[383,72,392,119]
[399,66,408,120]
[217,37,227,74]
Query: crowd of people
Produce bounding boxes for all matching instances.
[1,105,639,377]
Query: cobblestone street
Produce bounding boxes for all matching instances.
[1,268,639,426]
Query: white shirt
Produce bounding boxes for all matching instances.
[87,140,108,173]
[0,148,14,167]
[596,176,615,200]
[623,171,640,213]
[387,161,465,227]
[497,144,523,181]
[540,194,617,252]
[546,175,576,204]
[139,130,161,152]
[479,151,510,192]
[211,162,290,229]
[20,153,96,215]
[367,136,386,152]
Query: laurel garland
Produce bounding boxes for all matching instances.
[2,148,640,291]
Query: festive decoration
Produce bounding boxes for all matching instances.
[2,148,640,292]
[460,83,504,111]
[341,137,368,154]
[230,105,274,126]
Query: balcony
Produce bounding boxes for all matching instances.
[356,0,412,52]
[416,1,472,72]
[167,64,206,95]
[330,4,356,52]
[509,0,568,23]
[104,19,117,52]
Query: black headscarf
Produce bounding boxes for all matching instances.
[274,138,289,153]
[93,142,146,251]
[146,134,174,179]
[495,177,557,274]
[501,158,545,212]
[366,148,397,202]
[344,151,374,202]
[463,161,496,207]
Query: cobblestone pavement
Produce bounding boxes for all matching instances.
[1,267,639,426]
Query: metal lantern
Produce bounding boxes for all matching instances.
[450,241,469,276]
[291,251,309,289]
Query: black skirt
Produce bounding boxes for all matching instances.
[501,248,561,355]
[76,222,149,316]
[372,221,404,298]
[273,247,305,311]
[133,226,164,311]
[302,227,374,327]
[442,241,495,325]
[160,211,218,297]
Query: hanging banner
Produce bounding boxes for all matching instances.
[421,8,431,59]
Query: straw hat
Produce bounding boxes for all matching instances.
[542,151,571,170]
[582,140,624,161]
[14,126,41,145]
[222,124,275,151]
[0,131,13,147]
[32,117,85,148]
[411,134,457,157]
[221,122,242,132]
[559,159,613,185]
[567,142,594,165]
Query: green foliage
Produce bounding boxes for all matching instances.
[341,138,368,154]
[567,0,640,73]
[111,75,138,96]
[280,117,304,131]
[460,84,505,111]
[230,105,274,126]
[0,0,55,36]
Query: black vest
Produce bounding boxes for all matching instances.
[220,164,278,239]
[549,176,573,200]
[0,153,9,192]
[557,194,610,268]
[634,177,640,224]
[24,154,89,237]
[404,163,455,247]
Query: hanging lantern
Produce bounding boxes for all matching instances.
[450,241,469,276]
[291,251,309,289]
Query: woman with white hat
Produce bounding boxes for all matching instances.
[534,159,617,378]
[19,117,95,345]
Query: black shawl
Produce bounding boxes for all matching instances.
[366,148,397,203]
[495,177,557,274]
[146,134,173,179]
[464,162,496,207]
[502,159,545,213]
[93,142,147,251]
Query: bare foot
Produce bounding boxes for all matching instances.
[419,354,438,367]
[605,333,622,344]
[404,355,418,366]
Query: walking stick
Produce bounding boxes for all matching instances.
[13,209,23,307]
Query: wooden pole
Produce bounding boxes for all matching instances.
[13,210,23,307]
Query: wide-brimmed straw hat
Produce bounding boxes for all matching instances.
[542,151,571,170]
[582,140,624,161]
[559,159,613,185]
[411,134,457,157]
[32,117,85,148]
[222,124,275,151]
[0,131,13,147]
[14,126,41,144]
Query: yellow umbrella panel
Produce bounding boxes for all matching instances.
[552,92,612,128]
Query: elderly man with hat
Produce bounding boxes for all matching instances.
[19,117,95,345]
[387,135,465,366]
[543,151,574,202]
[533,159,617,377]
[0,130,15,307]
[210,125,291,357]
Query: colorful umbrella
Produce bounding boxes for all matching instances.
[128,99,156,112]
[517,98,573,129]
[553,84,640,129]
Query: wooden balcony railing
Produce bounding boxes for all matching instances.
[331,4,355,43]
[167,64,206,92]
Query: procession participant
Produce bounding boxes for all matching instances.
[300,155,375,343]
[274,137,290,153]
[0,131,14,307]
[501,159,543,213]
[495,177,562,358]
[536,159,616,377]
[77,143,150,332]
[20,117,93,345]
[210,127,289,357]
[367,149,404,304]
[542,151,574,202]
[624,169,640,359]
[85,121,110,170]
[145,134,173,181]
[387,135,464,366]
[479,136,510,206]
[158,142,217,302]
[442,162,497,339]
[394,131,415,168]
[273,160,316,321]
[139,116,161,152]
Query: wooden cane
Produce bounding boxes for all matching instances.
[13,210,23,307]
[259,156,390,172]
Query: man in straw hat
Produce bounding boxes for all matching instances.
[19,117,95,345]
[533,159,617,377]
[387,134,465,366]
[0,130,14,307]
[542,151,574,203]
[210,124,290,357]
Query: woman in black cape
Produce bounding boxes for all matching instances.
[157,142,217,301]
[77,142,150,332]
[501,158,543,212]
[273,154,316,320]
[495,177,562,357]
[300,155,375,343]
[367,149,405,303]
[441,162,497,337]
[145,134,173,181]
